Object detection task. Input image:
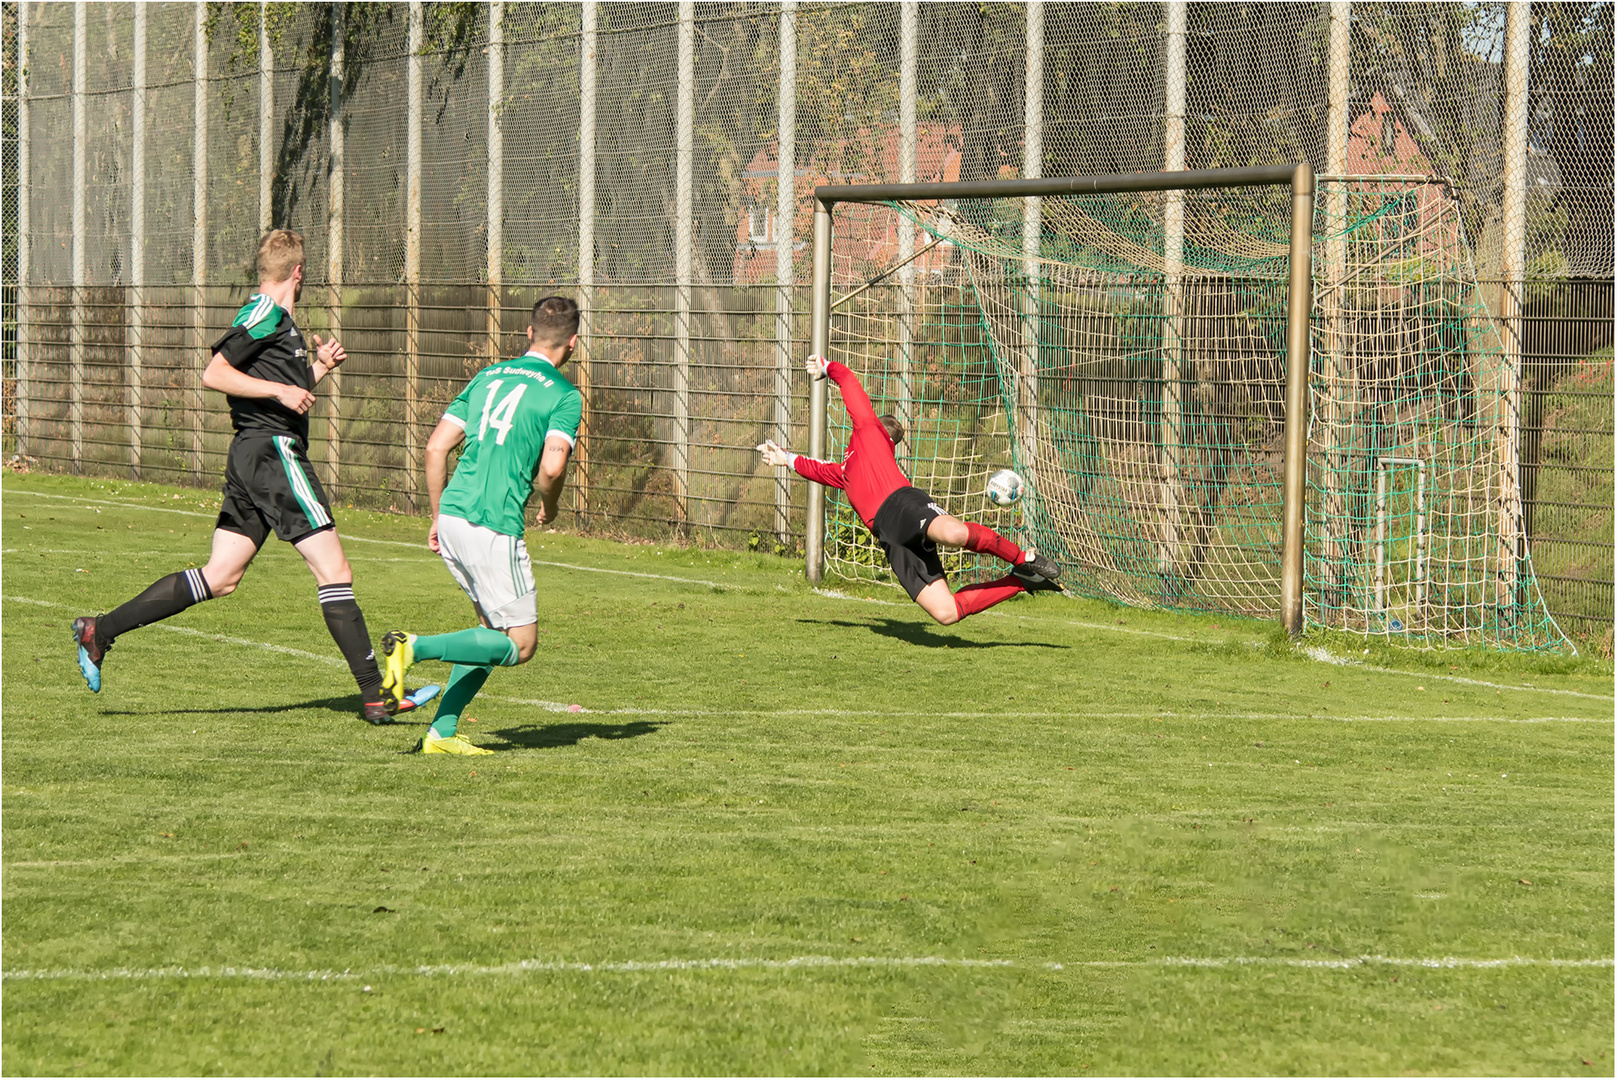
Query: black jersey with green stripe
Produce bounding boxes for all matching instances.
[211,293,314,443]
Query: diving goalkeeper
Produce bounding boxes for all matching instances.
[760,355,1060,625]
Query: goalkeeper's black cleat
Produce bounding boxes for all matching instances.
[1012,566,1063,594]
[73,615,107,693]
[1020,548,1062,582]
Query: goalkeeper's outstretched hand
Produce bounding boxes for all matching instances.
[757,439,795,468]
[805,354,830,380]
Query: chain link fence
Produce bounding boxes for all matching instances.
[2,1,1611,645]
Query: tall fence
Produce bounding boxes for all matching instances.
[2,2,1611,644]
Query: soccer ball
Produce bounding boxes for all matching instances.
[985,468,1024,507]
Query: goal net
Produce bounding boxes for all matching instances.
[820,178,1568,651]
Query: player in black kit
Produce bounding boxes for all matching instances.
[71,229,416,724]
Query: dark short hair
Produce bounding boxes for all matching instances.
[530,295,581,347]
[879,413,905,446]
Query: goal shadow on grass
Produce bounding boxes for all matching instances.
[800,618,1072,650]
[481,719,666,751]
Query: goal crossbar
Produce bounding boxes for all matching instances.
[806,164,1316,636]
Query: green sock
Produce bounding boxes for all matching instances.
[428,664,492,740]
[412,627,518,667]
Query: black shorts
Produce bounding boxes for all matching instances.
[216,433,336,548]
[871,486,950,600]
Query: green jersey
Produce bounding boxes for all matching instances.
[439,352,583,537]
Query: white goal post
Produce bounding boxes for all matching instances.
[805,165,1316,637]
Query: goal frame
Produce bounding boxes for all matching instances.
[806,164,1316,636]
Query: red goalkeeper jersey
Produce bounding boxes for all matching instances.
[790,361,912,527]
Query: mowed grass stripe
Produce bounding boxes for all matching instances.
[10,594,1600,724]
[5,482,1611,703]
[6,954,1611,982]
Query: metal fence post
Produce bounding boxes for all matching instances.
[487,0,503,367]
[325,2,344,494]
[674,0,694,532]
[1159,0,1186,580]
[191,0,207,480]
[15,0,28,459]
[1019,0,1043,525]
[577,1,596,525]
[896,0,916,463]
[70,0,85,471]
[259,1,272,233]
[405,0,422,509]
[1495,2,1529,610]
[1318,0,1351,619]
[131,0,146,477]
[774,0,796,545]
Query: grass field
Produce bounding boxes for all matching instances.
[3,472,1612,1076]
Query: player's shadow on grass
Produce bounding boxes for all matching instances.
[483,719,666,751]
[800,618,1071,649]
[100,695,367,718]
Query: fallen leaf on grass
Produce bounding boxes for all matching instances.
[158,832,176,839]
[373,906,395,913]
[1518,879,1533,886]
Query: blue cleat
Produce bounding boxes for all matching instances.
[395,684,442,714]
[364,684,442,724]
[72,616,105,693]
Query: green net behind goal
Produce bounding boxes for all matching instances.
[823,180,1568,651]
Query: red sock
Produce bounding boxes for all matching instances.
[963,522,1025,566]
[952,575,1026,620]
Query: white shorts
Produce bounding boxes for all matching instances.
[435,514,537,629]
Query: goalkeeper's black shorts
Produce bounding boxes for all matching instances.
[871,485,949,600]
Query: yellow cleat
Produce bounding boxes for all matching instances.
[379,631,417,710]
[416,732,493,756]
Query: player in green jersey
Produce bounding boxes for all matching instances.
[379,296,585,754]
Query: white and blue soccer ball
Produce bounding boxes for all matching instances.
[986,468,1024,507]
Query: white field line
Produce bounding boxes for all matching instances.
[2,548,188,557]
[6,595,1606,723]
[7,489,1610,702]
[1300,644,1613,702]
[4,489,731,587]
[477,697,1603,724]
[3,953,1609,983]
[5,595,344,667]
[5,489,224,520]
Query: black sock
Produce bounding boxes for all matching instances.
[96,569,214,650]
[319,582,384,700]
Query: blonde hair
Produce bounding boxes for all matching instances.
[256,229,305,284]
